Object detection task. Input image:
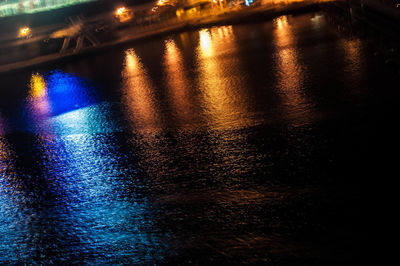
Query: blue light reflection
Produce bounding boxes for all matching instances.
[0,70,167,264]
[46,71,98,117]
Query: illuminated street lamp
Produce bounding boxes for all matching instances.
[18,27,31,38]
[157,0,166,5]
[156,0,177,6]
[116,7,127,16]
[114,6,133,23]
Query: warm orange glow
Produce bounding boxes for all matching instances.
[164,39,194,128]
[115,7,132,22]
[18,27,31,38]
[199,29,213,57]
[273,15,313,126]
[122,49,162,133]
[156,0,176,6]
[197,27,257,171]
[176,8,184,18]
[116,7,126,16]
[197,27,254,130]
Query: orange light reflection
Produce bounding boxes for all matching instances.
[340,38,364,91]
[197,27,254,130]
[273,16,313,126]
[122,49,162,134]
[164,39,195,128]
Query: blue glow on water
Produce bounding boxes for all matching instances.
[1,70,167,264]
[51,102,122,135]
[46,71,98,117]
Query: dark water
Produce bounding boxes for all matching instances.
[0,12,389,264]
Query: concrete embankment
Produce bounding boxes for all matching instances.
[0,1,325,74]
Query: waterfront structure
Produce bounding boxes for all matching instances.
[0,0,95,17]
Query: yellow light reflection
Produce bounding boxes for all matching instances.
[196,26,260,181]
[29,73,51,118]
[273,16,313,126]
[30,73,47,98]
[197,26,254,130]
[122,49,162,133]
[199,29,213,57]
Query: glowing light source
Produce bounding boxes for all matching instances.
[116,7,126,16]
[18,27,31,38]
[115,6,133,23]
[157,0,166,5]
[156,0,176,6]
[199,29,213,57]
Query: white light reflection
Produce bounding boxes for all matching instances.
[21,70,163,263]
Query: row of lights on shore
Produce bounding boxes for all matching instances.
[18,0,254,39]
[18,4,132,39]
[18,0,176,38]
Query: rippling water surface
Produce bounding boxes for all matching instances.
[0,12,385,264]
